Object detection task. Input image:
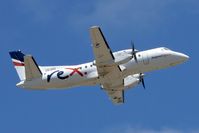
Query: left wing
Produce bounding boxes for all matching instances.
[90,26,114,66]
[90,26,121,77]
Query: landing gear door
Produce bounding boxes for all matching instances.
[142,52,150,65]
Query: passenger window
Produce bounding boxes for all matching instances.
[85,66,87,68]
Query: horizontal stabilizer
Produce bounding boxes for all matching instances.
[24,55,42,80]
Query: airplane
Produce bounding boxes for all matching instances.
[9,26,189,104]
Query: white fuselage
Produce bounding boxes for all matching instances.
[17,47,189,89]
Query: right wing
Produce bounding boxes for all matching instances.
[103,74,141,104]
[101,77,125,104]
[105,89,125,104]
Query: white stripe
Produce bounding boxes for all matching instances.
[12,59,23,63]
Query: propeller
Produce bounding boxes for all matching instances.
[139,73,146,89]
[131,41,138,63]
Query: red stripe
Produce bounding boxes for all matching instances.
[13,62,24,66]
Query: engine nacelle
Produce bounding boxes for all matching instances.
[114,50,132,65]
[114,55,132,65]
[92,50,132,66]
[124,74,140,89]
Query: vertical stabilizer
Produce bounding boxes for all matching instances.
[9,50,26,81]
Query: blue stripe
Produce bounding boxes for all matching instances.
[9,51,25,62]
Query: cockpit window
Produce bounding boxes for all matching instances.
[163,47,170,50]
[162,47,170,51]
[123,50,130,54]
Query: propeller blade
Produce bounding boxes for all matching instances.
[141,78,145,89]
[134,53,138,63]
[139,73,146,89]
[131,41,138,63]
[131,41,135,52]
[122,90,125,103]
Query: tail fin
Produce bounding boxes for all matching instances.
[9,51,42,81]
[9,50,26,80]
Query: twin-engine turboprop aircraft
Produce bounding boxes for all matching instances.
[9,26,189,104]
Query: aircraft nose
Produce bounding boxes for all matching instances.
[176,52,189,61]
[182,54,189,60]
[16,81,25,88]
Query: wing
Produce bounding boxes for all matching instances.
[101,78,125,104]
[103,74,142,104]
[90,26,114,65]
[90,26,124,104]
[90,26,121,76]
[105,89,125,104]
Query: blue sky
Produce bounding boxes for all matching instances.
[1,0,199,132]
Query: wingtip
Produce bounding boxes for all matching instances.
[90,26,100,29]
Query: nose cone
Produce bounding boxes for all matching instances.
[178,53,189,61]
[169,51,189,66]
[16,81,25,88]
[173,52,189,64]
